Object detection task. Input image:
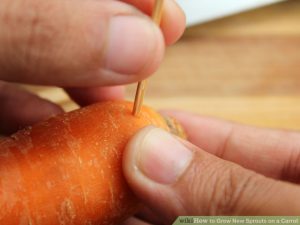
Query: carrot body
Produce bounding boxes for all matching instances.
[0,101,170,225]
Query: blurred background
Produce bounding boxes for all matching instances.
[27,0,300,130]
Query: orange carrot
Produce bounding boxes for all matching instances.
[0,101,183,225]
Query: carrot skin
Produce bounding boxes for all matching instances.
[0,101,169,225]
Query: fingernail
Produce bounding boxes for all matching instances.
[136,128,193,184]
[105,16,162,75]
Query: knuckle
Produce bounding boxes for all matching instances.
[205,163,258,215]
[282,145,300,182]
[20,1,63,73]
[206,163,238,215]
[177,158,225,215]
[1,0,108,82]
[1,0,66,75]
[175,158,209,214]
[170,135,294,216]
[175,155,265,216]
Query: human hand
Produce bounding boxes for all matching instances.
[122,111,300,224]
[0,0,185,134]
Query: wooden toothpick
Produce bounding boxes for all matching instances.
[132,0,164,116]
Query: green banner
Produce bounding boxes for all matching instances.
[173,216,300,225]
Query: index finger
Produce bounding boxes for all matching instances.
[163,110,300,183]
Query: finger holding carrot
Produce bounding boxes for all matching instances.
[122,112,300,224]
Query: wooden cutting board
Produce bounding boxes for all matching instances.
[25,1,300,130]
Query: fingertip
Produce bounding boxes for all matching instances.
[105,15,165,77]
[123,126,155,184]
[120,0,186,46]
[122,126,194,223]
[0,84,64,135]
[162,0,186,45]
[13,94,64,128]
[65,86,125,106]
[123,125,194,189]
[27,97,64,119]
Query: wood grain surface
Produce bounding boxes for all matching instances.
[25,1,300,130]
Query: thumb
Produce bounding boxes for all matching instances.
[123,126,300,223]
